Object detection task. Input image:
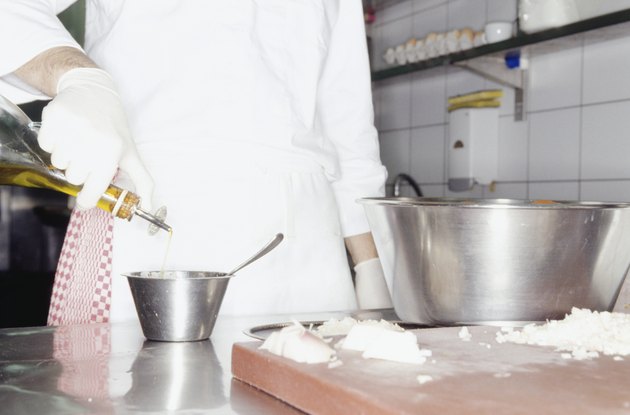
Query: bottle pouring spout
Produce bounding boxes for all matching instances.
[135,205,172,235]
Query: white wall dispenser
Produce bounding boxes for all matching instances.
[448,107,499,192]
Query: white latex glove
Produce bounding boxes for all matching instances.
[354,257,393,310]
[38,68,153,211]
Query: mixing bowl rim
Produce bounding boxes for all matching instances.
[359,197,630,210]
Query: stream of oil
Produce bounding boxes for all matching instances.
[159,229,173,278]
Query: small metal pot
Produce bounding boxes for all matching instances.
[360,197,630,325]
[125,271,233,342]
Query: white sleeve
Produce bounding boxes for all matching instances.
[318,0,388,237]
[0,0,83,103]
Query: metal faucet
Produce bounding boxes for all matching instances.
[393,173,423,197]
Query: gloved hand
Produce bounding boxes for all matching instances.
[38,67,154,211]
[354,257,393,310]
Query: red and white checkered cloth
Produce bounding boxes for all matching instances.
[47,208,114,326]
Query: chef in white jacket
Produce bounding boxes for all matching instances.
[0,0,392,323]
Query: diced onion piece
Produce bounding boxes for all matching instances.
[260,322,336,364]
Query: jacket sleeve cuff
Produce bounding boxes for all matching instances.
[333,163,387,237]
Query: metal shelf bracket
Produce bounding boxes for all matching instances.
[455,56,528,121]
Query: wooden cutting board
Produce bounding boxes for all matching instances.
[231,326,630,415]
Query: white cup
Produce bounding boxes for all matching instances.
[484,21,513,43]
[518,0,580,33]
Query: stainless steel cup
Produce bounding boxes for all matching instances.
[125,271,233,342]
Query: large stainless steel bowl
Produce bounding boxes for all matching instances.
[360,197,630,325]
[125,271,232,342]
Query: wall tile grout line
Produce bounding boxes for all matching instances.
[442,34,449,197]
[403,180,630,193]
[577,37,585,200]
[525,90,531,198]
[374,1,450,28]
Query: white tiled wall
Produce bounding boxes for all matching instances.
[372,0,630,201]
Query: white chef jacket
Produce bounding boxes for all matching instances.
[0,0,388,319]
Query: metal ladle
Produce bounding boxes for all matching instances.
[225,233,284,276]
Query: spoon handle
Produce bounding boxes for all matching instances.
[227,233,284,276]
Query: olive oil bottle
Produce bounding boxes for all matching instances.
[0,94,170,234]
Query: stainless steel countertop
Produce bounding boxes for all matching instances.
[0,309,397,414]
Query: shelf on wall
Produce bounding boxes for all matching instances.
[371,8,630,120]
[372,8,630,81]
